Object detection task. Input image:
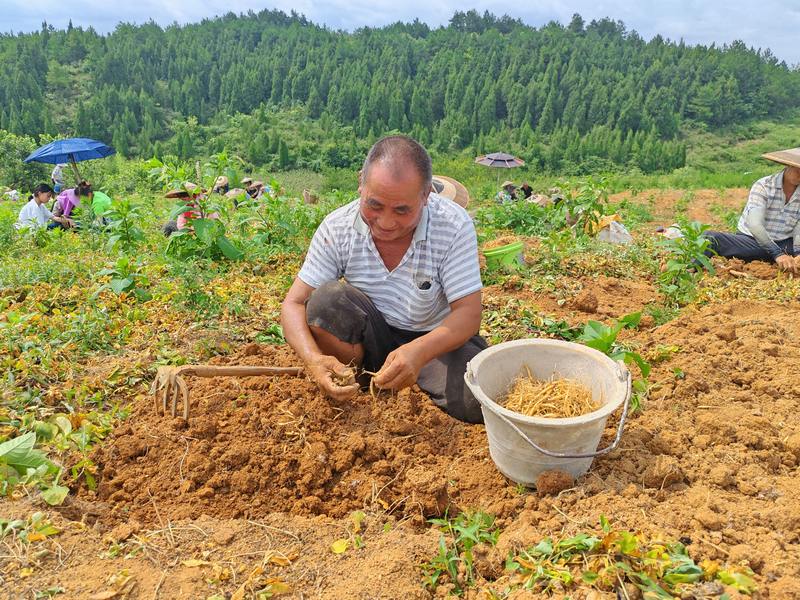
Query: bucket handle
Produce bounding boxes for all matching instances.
[468,361,631,460]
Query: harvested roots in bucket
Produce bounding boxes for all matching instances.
[503,369,597,418]
[482,235,520,250]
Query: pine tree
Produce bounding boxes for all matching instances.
[278,139,290,169]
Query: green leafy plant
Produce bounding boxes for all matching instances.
[577,312,651,412]
[422,511,500,595]
[0,431,67,504]
[145,155,193,190]
[93,256,152,302]
[167,215,244,261]
[563,177,609,235]
[165,183,244,261]
[507,517,756,598]
[520,310,581,341]
[255,323,286,345]
[103,197,145,252]
[0,511,60,543]
[657,220,715,304]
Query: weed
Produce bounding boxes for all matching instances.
[709,203,740,230]
[103,196,146,252]
[0,512,60,543]
[520,310,581,341]
[644,303,681,326]
[506,517,757,597]
[673,190,694,216]
[93,256,152,302]
[658,219,715,304]
[577,312,651,412]
[422,511,500,595]
[255,323,286,345]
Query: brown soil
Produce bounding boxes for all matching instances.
[89,345,490,525]
[8,299,800,598]
[485,274,659,325]
[609,188,749,226]
[569,288,599,313]
[716,257,781,280]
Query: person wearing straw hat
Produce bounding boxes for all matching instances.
[704,148,800,274]
[161,182,216,236]
[431,174,470,208]
[281,135,486,423]
[495,180,518,204]
[212,176,229,195]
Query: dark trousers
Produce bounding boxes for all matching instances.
[704,231,794,262]
[305,280,487,424]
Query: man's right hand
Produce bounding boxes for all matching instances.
[776,254,797,274]
[307,354,359,401]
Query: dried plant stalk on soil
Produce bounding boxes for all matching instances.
[503,368,597,418]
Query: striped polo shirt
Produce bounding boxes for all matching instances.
[738,171,800,240]
[298,193,482,331]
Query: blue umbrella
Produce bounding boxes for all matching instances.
[24,137,115,182]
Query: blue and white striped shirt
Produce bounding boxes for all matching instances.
[298,194,482,331]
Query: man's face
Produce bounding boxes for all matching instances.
[785,166,800,187]
[358,163,430,242]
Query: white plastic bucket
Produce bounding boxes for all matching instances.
[465,339,631,486]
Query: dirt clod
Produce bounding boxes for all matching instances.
[535,470,575,495]
[570,289,599,313]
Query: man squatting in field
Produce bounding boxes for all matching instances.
[281,135,486,423]
[704,148,800,275]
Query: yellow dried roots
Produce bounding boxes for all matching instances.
[332,367,356,387]
[482,235,520,250]
[503,369,597,418]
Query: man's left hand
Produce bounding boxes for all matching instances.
[373,344,427,392]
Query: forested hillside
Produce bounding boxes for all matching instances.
[1,9,799,173]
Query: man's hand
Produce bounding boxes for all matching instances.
[373,343,427,392]
[776,254,797,274]
[307,354,359,401]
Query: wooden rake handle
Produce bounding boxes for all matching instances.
[176,365,303,378]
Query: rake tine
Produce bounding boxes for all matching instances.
[162,381,169,415]
[170,372,180,417]
[175,375,190,420]
[160,373,170,415]
[151,378,159,414]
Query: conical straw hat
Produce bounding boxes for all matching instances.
[432,175,470,208]
[762,148,800,169]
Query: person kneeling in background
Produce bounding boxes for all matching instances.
[49,180,93,230]
[704,148,800,275]
[15,183,72,230]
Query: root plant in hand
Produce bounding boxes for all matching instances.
[332,366,356,387]
[503,368,597,418]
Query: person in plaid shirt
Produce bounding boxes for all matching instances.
[705,148,800,274]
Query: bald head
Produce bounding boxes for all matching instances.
[361,135,432,198]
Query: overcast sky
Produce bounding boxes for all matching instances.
[3,0,799,65]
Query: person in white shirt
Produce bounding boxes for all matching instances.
[51,164,66,193]
[281,136,485,423]
[14,183,71,230]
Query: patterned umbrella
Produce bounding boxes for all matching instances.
[475,152,525,185]
[474,152,526,168]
